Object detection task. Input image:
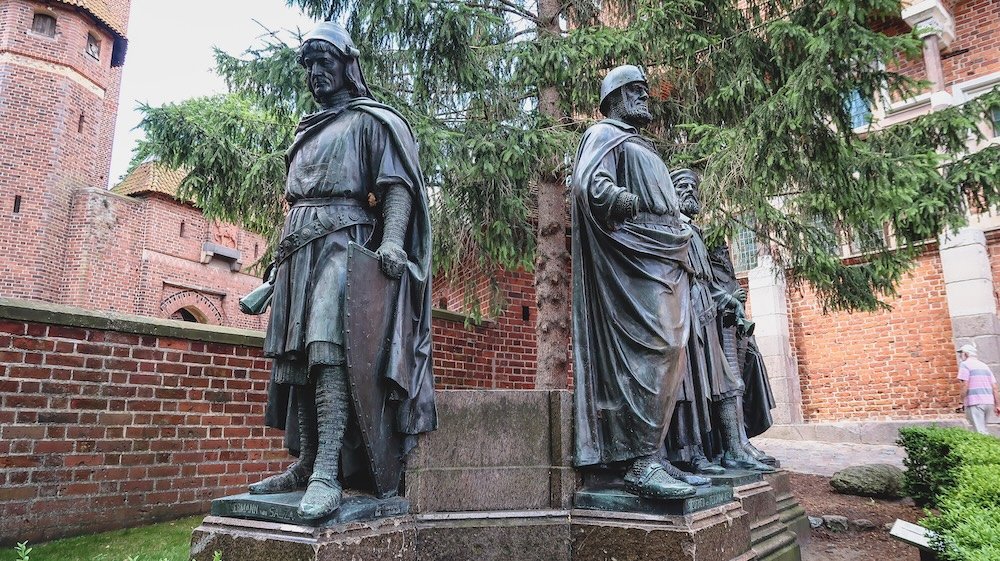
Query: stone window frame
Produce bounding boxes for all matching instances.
[85,31,101,61]
[29,12,57,39]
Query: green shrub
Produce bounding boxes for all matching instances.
[924,503,1000,561]
[900,426,1000,561]
[945,465,1000,510]
[897,426,1000,507]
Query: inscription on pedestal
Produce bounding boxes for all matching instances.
[212,491,409,527]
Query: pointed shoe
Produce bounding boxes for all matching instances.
[691,456,727,475]
[744,442,778,466]
[662,461,711,486]
[297,474,343,520]
[248,461,310,494]
[624,461,697,499]
[721,451,776,473]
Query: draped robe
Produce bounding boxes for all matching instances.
[571,119,693,467]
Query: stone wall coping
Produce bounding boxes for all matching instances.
[0,297,265,346]
[430,308,496,327]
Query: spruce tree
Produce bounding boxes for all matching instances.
[134,0,1000,389]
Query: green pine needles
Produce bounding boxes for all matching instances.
[133,0,999,313]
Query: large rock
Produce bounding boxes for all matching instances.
[829,464,905,498]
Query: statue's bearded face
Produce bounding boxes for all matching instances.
[678,182,701,217]
[301,42,347,106]
[609,82,652,128]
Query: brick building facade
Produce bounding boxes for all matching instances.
[0,0,272,329]
[0,0,128,302]
[749,0,1000,427]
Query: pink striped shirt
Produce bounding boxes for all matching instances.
[958,358,998,407]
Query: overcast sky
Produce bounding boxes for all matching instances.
[108,1,316,186]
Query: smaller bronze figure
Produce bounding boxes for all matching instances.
[709,244,777,465]
[247,21,436,520]
[571,65,697,500]
[672,171,773,473]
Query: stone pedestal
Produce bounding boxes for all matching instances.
[190,515,415,561]
[575,485,734,516]
[764,471,810,544]
[193,391,805,561]
[732,472,801,561]
[571,504,754,561]
[211,491,409,527]
[414,511,571,561]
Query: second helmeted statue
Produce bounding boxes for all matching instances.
[571,65,697,499]
[246,22,436,520]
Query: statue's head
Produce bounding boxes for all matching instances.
[299,22,371,107]
[600,65,651,128]
[672,169,701,218]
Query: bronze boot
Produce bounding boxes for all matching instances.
[717,397,775,473]
[249,383,317,494]
[299,366,348,519]
[624,456,697,499]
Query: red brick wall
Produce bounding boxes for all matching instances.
[58,189,269,330]
[0,0,126,303]
[432,270,539,389]
[944,0,1000,87]
[787,246,960,421]
[0,313,288,545]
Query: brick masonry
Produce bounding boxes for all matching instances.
[0,0,125,303]
[0,302,289,544]
[787,246,961,421]
[0,275,547,545]
[432,270,539,390]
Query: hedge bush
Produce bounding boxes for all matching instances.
[898,426,1000,507]
[898,426,1000,561]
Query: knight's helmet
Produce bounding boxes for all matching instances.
[300,21,372,98]
[599,65,647,116]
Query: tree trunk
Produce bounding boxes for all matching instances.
[533,0,570,390]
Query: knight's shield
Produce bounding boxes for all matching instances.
[344,242,404,498]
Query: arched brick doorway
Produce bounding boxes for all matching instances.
[160,290,223,325]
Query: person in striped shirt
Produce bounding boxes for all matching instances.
[957,344,1000,435]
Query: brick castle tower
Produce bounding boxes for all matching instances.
[0,0,130,302]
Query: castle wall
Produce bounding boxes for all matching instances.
[787,246,961,421]
[0,301,287,544]
[0,0,125,302]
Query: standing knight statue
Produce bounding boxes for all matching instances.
[243,21,436,520]
[571,65,697,500]
[672,170,772,473]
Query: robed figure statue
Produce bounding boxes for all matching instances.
[245,22,436,520]
[668,170,773,474]
[571,65,697,500]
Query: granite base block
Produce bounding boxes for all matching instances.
[192,502,760,561]
[732,480,777,523]
[571,503,754,561]
[765,471,810,544]
[706,469,764,488]
[750,515,800,561]
[211,491,409,527]
[415,511,571,561]
[189,515,415,561]
[735,472,802,561]
[574,484,733,516]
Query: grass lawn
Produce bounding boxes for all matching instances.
[2,515,204,561]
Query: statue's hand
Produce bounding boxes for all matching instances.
[733,288,747,303]
[376,242,407,279]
